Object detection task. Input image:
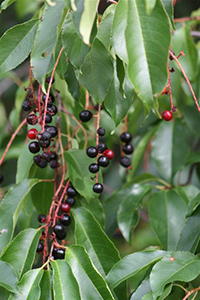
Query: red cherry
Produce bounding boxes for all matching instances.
[27,128,38,139]
[103,149,114,160]
[61,203,70,213]
[162,111,173,121]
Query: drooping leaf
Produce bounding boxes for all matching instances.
[39,270,52,300]
[73,207,120,276]
[1,228,41,279]
[150,252,200,299]
[80,197,105,228]
[0,19,39,74]
[161,0,175,28]
[0,179,39,254]
[52,260,81,300]
[0,261,18,293]
[97,5,115,50]
[130,278,151,300]
[16,146,34,184]
[65,245,115,300]
[31,181,54,214]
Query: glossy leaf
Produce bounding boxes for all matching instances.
[1,228,41,279]
[80,197,105,228]
[0,19,39,74]
[39,270,52,300]
[31,181,54,214]
[0,261,18,293]
[0,0,16,11]
[161,0,175,28]
[145,0,157,14]
[65,245,115,300]
[106,250,166,289]
[151,120,189,183]
[0,179,39,254]
[52,260,81,300]
[149,190,187,250]
[16,146,34,184]
[73,207,120,276]
[125,0,170,109]
[150,252,200,299]
[130,278,151,300]
[97,5,115,49]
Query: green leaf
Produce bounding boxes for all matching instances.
[80,197,105,228]
[125,0,170,110]
[149,190,187,250]
[39,270,52,300]
[161,0,175,28]
[187,192,200,216]
[145,0,157,14]
[31,181,54,214]
[0,19,39,74]
[0,179,39,254]
[106,250,166,289]
[10,268,43,300]
[31,0,64,85]
[150,252,200,299]
[78,38,113,102]
[130,278,151,300]
[15,0,40,19]
[0,261,18,293]
[0,0,16,11]
[117,185,152,243]
[79,0,99,45]
[151,120,189,183]
[1,229,41,279]
[16,146,34,184]
[65,245,115,300]
[73,207,120,276]
[52,260,81,300]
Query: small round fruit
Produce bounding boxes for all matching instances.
[120,156,131,168]
[120,132,132,143]
[66,197,76,207]
[93,183,104,194]
[46,76,55,84]
[29,142,40,153]
[43,113,52,124]
[41,131,52,141]
[86,146,98,158]
[38,158,47,168]
[27,128,38,140]
[38,139,51,149]
[103,149,114,160]
[162,110,173,121]
[46,126,58,138]
[122,144,134,155]
[33,155,42,165]
[0,174,4,184]
[98,143,107,153]
[89,163,99,173]
[97,127,106,136]
[53,248,65,260]
[38,214,46,223]
[36,242,44,253]
[26,114,38,125]
[79,110,93,122]
[94,104,104,111]
[98,156,109,167]
[50,160,59,169]
[47,105,57,116]
[42,152,51,162]
[22,100,31,112]
[67,186,77,197]
[53,224,66,240]
[60,214,71,226]
[61,203,70,213]
[50,152,58,161]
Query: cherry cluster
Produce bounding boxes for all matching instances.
[120,132,134,168]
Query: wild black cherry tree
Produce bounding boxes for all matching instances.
[0,0,200,299]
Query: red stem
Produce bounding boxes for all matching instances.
[174,16,200,23]
[167,60,174,110]
[96,104,101,183]
[124,115,128,132]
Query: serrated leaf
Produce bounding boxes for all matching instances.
[0,261,18,293]
[0,19,39,74]
[125,0,170,109]
[65,245,115,300]
[52,260,81,300]
[73,207,120,276]
[39,270,52,300]
[150,252,200,299]
[1,229,41,279]
[106,250,166,289]
[0,179,39,254]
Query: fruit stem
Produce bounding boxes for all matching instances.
[182,287,200,300]
[38,84,42,124]
[107,0,118,4]
[96,104,101,183]
[167,59,174,111]
[174,16,200,23]
[169,50,200,112]
[85,91,89,109]
[124,115,128,132]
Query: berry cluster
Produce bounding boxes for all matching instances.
[120,132,134,168]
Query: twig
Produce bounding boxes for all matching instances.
[124,115,128,132]
[85,91,89,109]
[182,287,200,300]
[174,17,200,23]
[96,104,101,183]
[167,60,174,110]
[107,0,118,4]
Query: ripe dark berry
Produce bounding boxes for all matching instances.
[103,149,114,160]
[86,146,98,158]
[29,141,40,153]
[120,132,132,143]
[38,158,47,168]
[22,100,31,112]
[33,155,42,165]
[38,214,46,223]
[42,152,51,162]
[53,224,66,240]
[66,197,76,207]
[43,113,52,124]
[27,128,38,140]
[97,127,106,136]
[53,248,65,260]
[67,186,77,197]
[162,111,173,121]
[38,139,51,149]
[41,131,52,141]
[47,105,57,116]
[61,203,70,213]
[60,214,71,226]
[36,242,44,253]
[120,156,131,168]
[46,126,58,138]
[50,152,58,161]
[93,183,103,194]
[46,76,55,84]
[50,160,59,169]
[98,143,107,153]
[123,144,134,155]
[89,163,99,173]
[0,174,4,184]
[79,110,93,122]
[94,104,104,111]
[26,114,38,125]
[98,156,109,167]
